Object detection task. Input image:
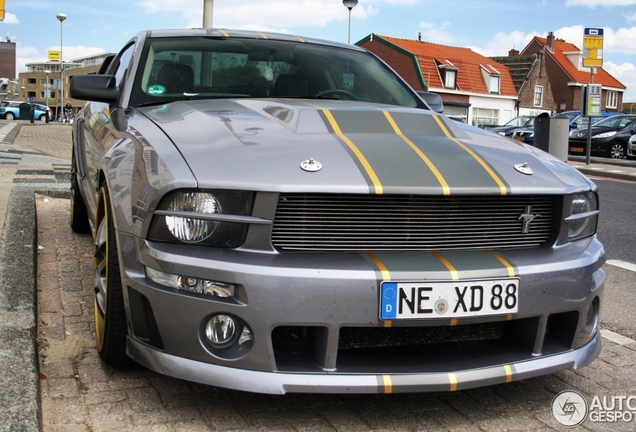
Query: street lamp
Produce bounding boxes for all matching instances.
[560,98,567,112]
[56,12,67,122]
[342,0,358,44]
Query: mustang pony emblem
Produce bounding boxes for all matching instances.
[519,205,540,233]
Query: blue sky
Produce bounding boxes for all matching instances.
[3,0,636,100]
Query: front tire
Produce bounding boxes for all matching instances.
[93,185,130,366]
[609,141,626,159]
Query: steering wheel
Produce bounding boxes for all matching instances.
[315,89,359,101]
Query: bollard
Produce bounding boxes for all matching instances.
[30,106,34,124]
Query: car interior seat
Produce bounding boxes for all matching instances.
[156,63,195,94]
[273,74,309,97]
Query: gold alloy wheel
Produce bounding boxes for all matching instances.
[93,189,109,352]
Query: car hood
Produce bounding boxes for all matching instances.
[140,99,592,195]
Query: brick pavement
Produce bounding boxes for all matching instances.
[3,122,636,430]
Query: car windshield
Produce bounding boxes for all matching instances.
[594,116,636,128]
[132,37,420,108]
[503,116,533,127]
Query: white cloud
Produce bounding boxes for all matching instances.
[417,21,461,46]
[566,0,636,6]
[1,12,19,24]
[604,61,636,100]
[470,31,538,57]
[136,0,377,29]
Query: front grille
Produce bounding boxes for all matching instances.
[272,194,560,251]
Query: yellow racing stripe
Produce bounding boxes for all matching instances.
[382,111,451,195]
[323,109,384,194]
[449,372,458,391]
[430,251,459,280]
[485,250,516,277]
[219,29,230,37]
[432,115,508,195]
[257,32,269,39]
[383,375,393,393]
[504,364,513,383]
[366,252,392,327]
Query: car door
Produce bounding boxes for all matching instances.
[76,42,137,222]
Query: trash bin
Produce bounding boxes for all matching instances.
[534,113,569,161]
[19,102,31,121]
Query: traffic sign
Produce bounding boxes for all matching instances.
[583,28,603,68]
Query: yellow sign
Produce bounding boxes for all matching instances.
[583,28,603,68]
[48,50,61,63]
[0,0,6,22]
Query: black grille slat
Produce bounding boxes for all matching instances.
[272,194,560,251]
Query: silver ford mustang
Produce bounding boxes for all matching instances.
[69,28,605,395]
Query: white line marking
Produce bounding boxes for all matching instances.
[606,259,636,272]
[602,329,636,346]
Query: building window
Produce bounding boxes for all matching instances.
[28,92,36,100]
[533,85,543,107]
[489,75,500,94]
[472,107,499,127]
[444,69,457,89]
[606,91,617,109]
[28,78,36,85]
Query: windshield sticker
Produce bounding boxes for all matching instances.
[147,85,166,95]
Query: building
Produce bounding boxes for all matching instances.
[0,36,16,100]
[18,52,114,119]
[357,33,518,126]
[521,32,626,113]
[490,49,557,116]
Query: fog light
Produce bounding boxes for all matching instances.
[205,314,239,348]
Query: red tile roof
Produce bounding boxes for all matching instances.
[372,35,518,97]
[530,36,625,89]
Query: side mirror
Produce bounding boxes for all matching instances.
[416,91,444,113]
[70,75,119,104]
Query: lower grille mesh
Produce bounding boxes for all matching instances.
[272,194,560,251]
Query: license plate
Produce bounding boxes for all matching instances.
[571,147,584,153]
[380,279,519,320]
[514,136,525,141]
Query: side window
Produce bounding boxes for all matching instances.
[110,44,136,88]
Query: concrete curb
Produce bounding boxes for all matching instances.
[0,187,70,432]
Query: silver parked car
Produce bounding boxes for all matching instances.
[69,29,605,395]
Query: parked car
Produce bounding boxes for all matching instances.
[510,112,619,145]
[0,101,51,121]
[569,114,636,159]
[69,28,605,395]
[488,115,535,137]
[568,112,619,131]
[627,134,636,160]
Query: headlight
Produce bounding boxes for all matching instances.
[497,132,506,136]
[565,192,598,241]
[148,190,253,247]
[592,131,616,139]
[165,192,221,242]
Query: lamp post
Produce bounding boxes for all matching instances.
[559,99,566,113]
[342,0,358,44]
[44,70,51,109]
[203,0,213,27]
[56,13,66,122]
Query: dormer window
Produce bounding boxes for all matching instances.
[437,61,458,90]
[481,64,501,94]
[489,74,500,94]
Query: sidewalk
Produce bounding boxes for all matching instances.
[2,122,636,431]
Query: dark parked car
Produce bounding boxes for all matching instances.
[69,28,604,395]
[488,115,535,137]
[569,114,636,159]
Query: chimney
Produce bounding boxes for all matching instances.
[547,32,555,52]
[418,32,421,42]
[508,48,519,57]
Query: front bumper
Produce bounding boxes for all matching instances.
[128,330,602,394]
[118,231,606,394]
